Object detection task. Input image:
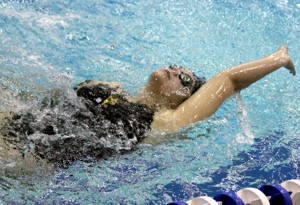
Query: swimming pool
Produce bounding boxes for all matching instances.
[0,0,300,204]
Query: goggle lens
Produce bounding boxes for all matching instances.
[179,73,191,86]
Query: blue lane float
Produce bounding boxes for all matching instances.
[259,184,292,205]
[168,179,300,205]
[213,192,245,205]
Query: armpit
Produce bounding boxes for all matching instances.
[151,109,177,133]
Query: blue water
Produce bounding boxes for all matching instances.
[0,0,300,204]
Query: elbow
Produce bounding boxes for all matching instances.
[222,72,245,92]
[232,79,251,91]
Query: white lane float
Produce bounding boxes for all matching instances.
[168,179,300,205]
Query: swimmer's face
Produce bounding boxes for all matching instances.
[146,65,196,107]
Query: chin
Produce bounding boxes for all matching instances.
[148,70,166,85]
[151,68,164,77]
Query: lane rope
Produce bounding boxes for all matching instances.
[168,179,300,205]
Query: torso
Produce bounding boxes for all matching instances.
[0,81,154,168]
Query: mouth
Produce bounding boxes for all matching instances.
[164,69,171,79]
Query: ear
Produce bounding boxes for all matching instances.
[183,87,192,97]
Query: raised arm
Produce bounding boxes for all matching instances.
[151,46,296,132]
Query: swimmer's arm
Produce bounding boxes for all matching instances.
[151,74,235,132]
[151,46,296,132]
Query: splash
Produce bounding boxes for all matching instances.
[235,93,254,144]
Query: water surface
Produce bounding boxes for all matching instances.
[0,0,300,204]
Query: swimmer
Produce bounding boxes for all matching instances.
[0,46,296,168]
[145,45,296,132]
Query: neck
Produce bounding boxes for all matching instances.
[134,87,171,111]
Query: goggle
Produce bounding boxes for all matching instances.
[169,65,193,87]
[179,73,192,87]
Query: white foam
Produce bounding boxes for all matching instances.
[0,8,80,29]
[37,16,68,28]
[235,93,254,144]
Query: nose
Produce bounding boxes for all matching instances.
[168,65,180,76]
[169,64,180,70]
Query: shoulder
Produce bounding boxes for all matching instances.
[75,80,123,92]
[74,80,128,105]
[75,79,155,132]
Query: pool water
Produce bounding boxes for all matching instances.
[0,0,300,204]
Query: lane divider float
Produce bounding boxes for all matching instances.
[168,179,300,205]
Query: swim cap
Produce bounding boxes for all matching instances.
[191,74,206,94]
